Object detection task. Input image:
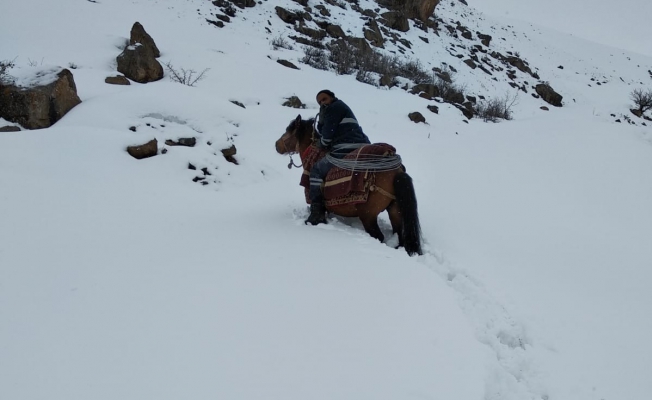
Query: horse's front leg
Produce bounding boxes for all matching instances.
[359,214,384,243]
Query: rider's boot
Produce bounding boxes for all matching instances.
[305,200,327,225]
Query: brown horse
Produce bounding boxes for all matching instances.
[275,115,422,256]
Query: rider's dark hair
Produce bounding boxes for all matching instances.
[316,89,335,99]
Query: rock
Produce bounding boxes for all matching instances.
[275,6,303,24]
[0,68,82,130]
[231,0,256,8]
[631,109,643,118]
[0,125,21,132]
[408,112,426,123]
[295,25,326,40]
[282,96,305,108]
[380,11,410,32]
[540,106,549,111]
[326,24,346,38]
[230,100,246,108]
[345,37,373,55]
[410,84,440,100]
[463,59,477,69]
[105,75,131,85]
[127,138,158,159]
[427,105,439,114]
[379,74,398,88]
[221,145,238,164]
[165,137,196,147]
[117,43,164,83]
[363,19,384,48]
[535,83,563,107]
[377,0,440,22]
[277,59,300,70]
[130,22,160,57]
[477,33,492,46]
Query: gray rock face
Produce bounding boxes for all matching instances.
[0,68,81,129]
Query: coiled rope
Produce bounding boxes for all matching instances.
[325,144,403,172]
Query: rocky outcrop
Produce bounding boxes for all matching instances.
[536,83,563,107]
[0,68,81,129]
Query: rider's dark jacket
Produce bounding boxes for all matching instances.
[317,98,370,149]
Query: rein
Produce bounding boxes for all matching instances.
[287,121,317,169]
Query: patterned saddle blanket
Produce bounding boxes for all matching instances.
[299,143,398,207]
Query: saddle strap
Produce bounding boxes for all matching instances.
[370,184,396,200]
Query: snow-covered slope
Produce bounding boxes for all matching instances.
[1,1,651,400]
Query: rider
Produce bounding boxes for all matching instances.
[305,89,371,225]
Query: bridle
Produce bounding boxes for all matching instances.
[285,117,319,169]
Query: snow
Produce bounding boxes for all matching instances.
[1,0,652,399]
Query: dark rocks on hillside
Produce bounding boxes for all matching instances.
[379,74,398,88]
[295,25,327,41]
[127,138,158,159]
[231,0,256,8]
[380,11,410,32]
[377,0,440,22]
[130,22,160,58]
[463,59,477,69]
[165,137,196,147]
[0,125,21,132]
[275,6,303,24]
[630,109,643,118]
[326,24,346,38]
[117,43,164,83]
[105,75,131,85]
[207,19,225,28]
[230,100,246,108]
[408,112,426,123]
[315,5,331,17]
[540,106,550,111]
[346,37,373,55]
[363,19,384,48]
[427,105,439,114]
[536,83,563,107]
[410,84,441,100]
[0,68,82,130]
[477,33,492,46]
[277,59,300,70]
[221,144,238,164]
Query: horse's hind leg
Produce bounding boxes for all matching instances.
[387,201,404,248]
[359,214,384,243]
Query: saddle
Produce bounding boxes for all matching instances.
[299,143,398,207]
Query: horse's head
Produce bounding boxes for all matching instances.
[275,114,315,155]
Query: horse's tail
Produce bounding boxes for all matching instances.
[393,172,422,256]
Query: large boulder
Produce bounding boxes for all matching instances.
[536,83,563,107]
[130,22,160,57]
[0,68,81,129]
[117,43,164,83]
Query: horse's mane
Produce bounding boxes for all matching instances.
[287,117,318,142]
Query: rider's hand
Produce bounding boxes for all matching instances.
[317,139,329,151]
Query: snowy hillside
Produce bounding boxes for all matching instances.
[1,1,652,400]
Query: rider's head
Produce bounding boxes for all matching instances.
[316,90,336,106]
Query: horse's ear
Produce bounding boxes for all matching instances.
[294,114,302,126]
